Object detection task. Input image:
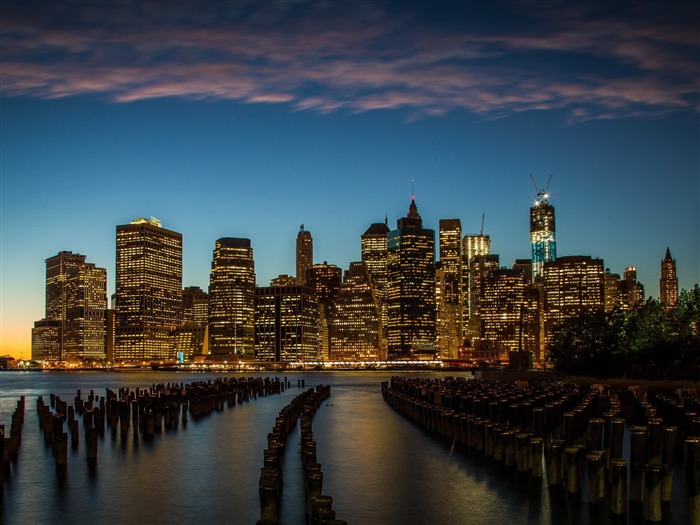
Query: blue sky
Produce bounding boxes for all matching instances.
[1,0,698,358]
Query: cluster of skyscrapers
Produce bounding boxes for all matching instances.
[31,191,680,365]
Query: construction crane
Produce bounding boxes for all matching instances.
[530,174,553,204]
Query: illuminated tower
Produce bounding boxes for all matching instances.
[659,248,678,310]
[438,219,462,358]
[386,197,436,359]
[530,176,556,281]
[621,266,645,311]
[330,262,382,361]
[296,225,313,285]
[208,238,256,358]
[115,218,182,361]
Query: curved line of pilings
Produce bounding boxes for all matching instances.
[382,376,700,524]
[30,376,283,478]
[258,384,344,525]
[1,396,26,496]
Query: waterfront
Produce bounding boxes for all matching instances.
[0,371,690,524]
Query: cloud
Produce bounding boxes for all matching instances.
[1,0,697,122]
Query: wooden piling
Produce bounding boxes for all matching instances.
[645,464,663,523]
[629,426,647,504]
[611,459,628,516]
[688,437,700,525]
[661,426,677,503]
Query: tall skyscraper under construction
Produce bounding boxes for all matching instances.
[530,176,557,281]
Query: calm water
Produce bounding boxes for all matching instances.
[0,370,689,524]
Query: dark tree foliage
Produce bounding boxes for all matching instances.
[549,285,700,379]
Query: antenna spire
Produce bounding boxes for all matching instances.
[411,179,415,200]
[480,213,485,236]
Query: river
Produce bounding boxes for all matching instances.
[0,370,689,524]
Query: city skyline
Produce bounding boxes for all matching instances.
[2,1,698,359]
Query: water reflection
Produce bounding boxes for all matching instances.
[0,371,689,525]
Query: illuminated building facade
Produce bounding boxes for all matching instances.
[330,262,382,361]
[620,266,645,311]
[296,225,313,285]
[361,221,390,299]
[386,198,436,359]
[543,255,604,345]
[63,261,107,361]
[208,237,256,358]
[306,262,342,361]
[604,269,621,312]
[31,319,62,361]
[255,285,318,362]
[462,233,491,334]
[115,218,182,361]
[182,286,209,325]
[438,219,462,359]
[173,325,207,358]
[659,248,678,310]
[465,254,500,344]
[530,192,556,281]
[480,269,538,353]
[38,251,107,361]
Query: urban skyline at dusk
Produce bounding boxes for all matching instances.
[1,1,698,359]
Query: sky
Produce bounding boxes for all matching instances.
[1,0,698,359]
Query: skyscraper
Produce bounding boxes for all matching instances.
[115,217,182,361]
[462,232,491,338]
[255,284,318,362]
[438,219,462,358]
[36,251,107,361]
[530,186,557,281]
[182,286,209,325]
[208,237,256,358]
[620,266,645,311]
[306,262,342,361]
[296,225,313,285]
[330,262,382,361]
[543,255,604,346]
[386,197,436,359]
[361,220,390,299]
[659,248,678,310]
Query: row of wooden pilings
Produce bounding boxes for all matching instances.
[1,396,25,496]
[31,377,284,474]
[258,384,344,525]
[382,376,700,524]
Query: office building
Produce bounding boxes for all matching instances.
[438,219,462,359]
[306,262,342,361]
[182,286,209,325]
[659,248,678,310]
[31,319,62,362]
[255,284,318,362]
[620,266,645,311]
[462,233,491,333]
[464,254,500,344]
[37,251,107,361]
[330,262,382,361]
[208,237,256,358]
[296,225,313,285]
[480,268,538,353]
[386,197,436,359]
[543,255,604,345]
[115,217,182,361]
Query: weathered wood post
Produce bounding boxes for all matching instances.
[611,459,628,516]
